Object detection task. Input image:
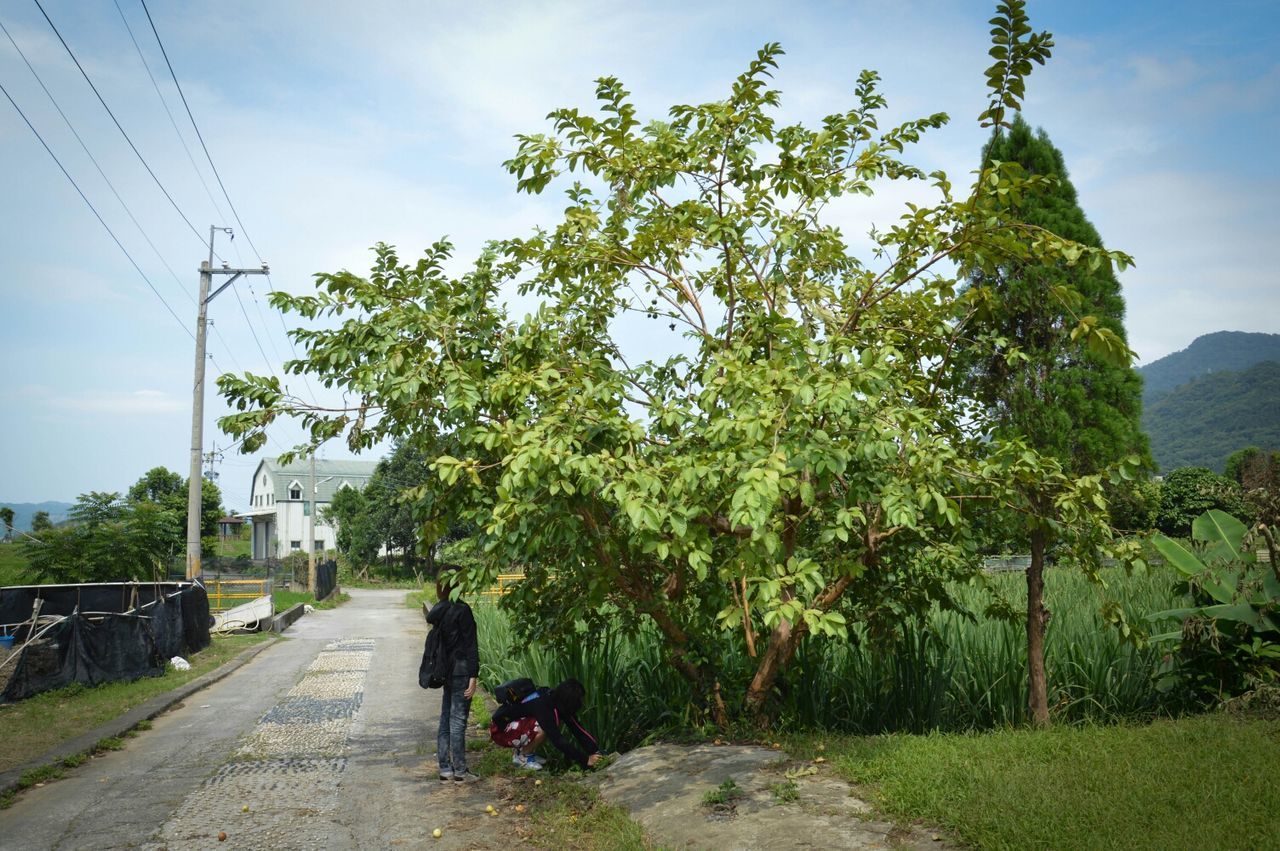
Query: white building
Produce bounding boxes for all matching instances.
[243,457,378,560]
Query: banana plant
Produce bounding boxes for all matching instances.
[1148,510,1280,698]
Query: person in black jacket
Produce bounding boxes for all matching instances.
[490,678,601,771]
[425,566,479,782]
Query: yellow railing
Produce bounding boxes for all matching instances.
[205,578,271,612]
[479,573,526,597]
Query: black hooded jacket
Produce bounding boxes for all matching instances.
[491,690,600,769]
[425,598,479,679]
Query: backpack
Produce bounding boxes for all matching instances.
[418,622,450,689]
[494,677,538,705]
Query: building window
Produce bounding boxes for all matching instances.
[262,475,267,486]
[315,540,324,552]
[290,540,302,551]
[289,482,302,500]
[268,494,273,505]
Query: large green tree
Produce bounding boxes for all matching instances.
[221,2,1132,723]
[24,492,177,582]
[959,116,1149,725]
[126,466,223,548]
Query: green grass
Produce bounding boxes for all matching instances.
[406,586,436,610]
[0,543,35,586]
[272,589,349,612]
[0,632,273,776]
[786,714,1280,851]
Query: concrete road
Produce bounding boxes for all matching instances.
[0,589,502,850]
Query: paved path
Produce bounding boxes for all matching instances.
[0,589,503,850]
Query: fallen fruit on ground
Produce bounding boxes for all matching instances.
[433,828,442,838]
[218,832,227,842]
[485,804,494,813]
[515,804,526,813]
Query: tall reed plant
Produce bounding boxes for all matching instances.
[475,566,1189,743]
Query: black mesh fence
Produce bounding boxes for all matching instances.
[0,582,211,703]
[316,560,337,601]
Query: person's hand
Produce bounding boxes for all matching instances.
[587,753,601,768]
[463,677,477,699]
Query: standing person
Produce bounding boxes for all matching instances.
[489,678,602,771]
[426,565,479,783]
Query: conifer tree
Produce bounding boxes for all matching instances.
[963,115,1149,726]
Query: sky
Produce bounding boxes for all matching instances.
[1,0,1276,515]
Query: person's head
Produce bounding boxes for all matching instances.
[551,678,586,717]
[434,563,464,602]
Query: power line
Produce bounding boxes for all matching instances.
[232,283,280,378]
[112,0,230,227]
[0,15,195,310]
[31,0,216,257]
[138,0,256,261]
[137,2,321,408]
[0,77,192,340]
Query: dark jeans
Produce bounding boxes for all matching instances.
[437,672,471,773]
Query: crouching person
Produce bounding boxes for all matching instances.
[489,678,602,771]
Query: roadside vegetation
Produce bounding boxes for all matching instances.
[0,543,35,586]
[466,737,656,849]
[0,633,272,782]
[272,588,349,613]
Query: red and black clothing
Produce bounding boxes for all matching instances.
[490,690,600,769]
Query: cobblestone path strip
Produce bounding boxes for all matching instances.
[148,639,374,849]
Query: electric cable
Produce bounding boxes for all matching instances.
[138,0,319,404]
[1,15,196,309]
[138,0,253,260]
[112,0,229,226]
[0,78,192,340]
[31,0,218,257]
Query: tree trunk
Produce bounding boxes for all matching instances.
[1026,527,1050,727]
[744,617,802,723]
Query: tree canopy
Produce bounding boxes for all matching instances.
[221,1,1135,722]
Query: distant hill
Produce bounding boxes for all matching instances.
[1139,331,1280,404]
[0,501,73,534]
[1143,361,1280,472]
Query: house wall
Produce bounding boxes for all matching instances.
[274,500,338,554]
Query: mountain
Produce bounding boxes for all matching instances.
[1139,331,1280,404]
[1143,361,1280,472]
[0,501,73,534]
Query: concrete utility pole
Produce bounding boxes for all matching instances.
[186,226,269,580]
[308,452,317,592]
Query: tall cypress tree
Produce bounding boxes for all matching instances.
[964,115,1149,726]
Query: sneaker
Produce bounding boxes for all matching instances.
[438,769,453,782]
[452,771,480,783]
[512,753,542,770]
[529,754,547,766]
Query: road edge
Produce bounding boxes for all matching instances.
[0,635,279,799]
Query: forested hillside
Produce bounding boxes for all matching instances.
[1139,331,1280,403]
[1143,360,1280,471]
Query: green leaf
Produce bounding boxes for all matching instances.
[1192,509,1246,563]
[1151,533,1204,578]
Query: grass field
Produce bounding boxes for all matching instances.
[272,589,350,613]
[0,632,273,778]
[786,713,1280,851]
[0,543,35,586]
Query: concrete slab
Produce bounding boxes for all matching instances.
[590,743,951,850]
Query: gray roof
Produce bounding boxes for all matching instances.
[255,457,380,503]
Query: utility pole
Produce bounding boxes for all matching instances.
[186,226,269,580]
[308,451,317,593]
